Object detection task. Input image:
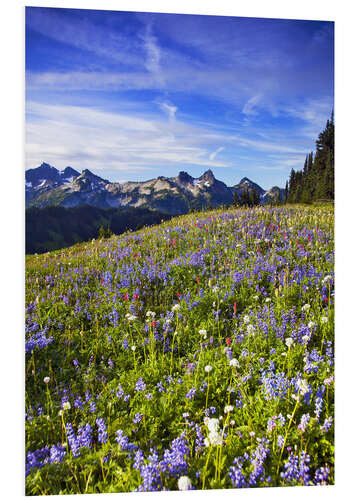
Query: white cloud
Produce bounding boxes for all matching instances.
[242,94,262,116]
[25,101,231,174]
[27,8,143,68]
[142,24,164,87]
[282,99,333,138]
[159,102,178,121]
[209,146,224,161]
[236,135,306,154]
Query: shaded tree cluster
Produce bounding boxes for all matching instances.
[286,111,334,203]
[233,188,260,207]
[26,205,172,254]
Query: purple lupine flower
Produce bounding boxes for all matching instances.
[320,416,333,432]
[314,466,330,485]
[115,429,130,449]
[133,412,143,424]
[96,417,108,444]
[298,413,310,433]
[77,423,92,449]
[156,382,165,393]
[135,378,146,392]
[89,400,96,413]
[66,423,80,457]
[133,449,144,469]
[185,387,196,399]
[277,435,284,449]
[116,385,124,399]
[281,451,311,485]
[229,457,247,488]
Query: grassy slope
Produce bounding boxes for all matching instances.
[25,205,334,494]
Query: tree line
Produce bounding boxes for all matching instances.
[286,111,334,203]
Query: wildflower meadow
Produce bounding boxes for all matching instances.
[25,205,334,495]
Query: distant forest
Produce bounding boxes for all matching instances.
[285,111,334,202]
[26,206,172,254]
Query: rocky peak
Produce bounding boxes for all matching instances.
[200,169,215,183]
[177,171,194,184]
[62,166,80,179]
[74,169,109,188]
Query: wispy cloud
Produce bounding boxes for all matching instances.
[159,102,178,121]
[142,23,165,87]
[242,94,262,116]
[209,146,224,161]
[26,102,231,176]
[236,135,306,155]
[25,9,334,188]
[26,8,143,68]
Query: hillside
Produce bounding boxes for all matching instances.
[25,205,334,494]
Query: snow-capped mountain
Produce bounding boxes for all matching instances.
[26,163,284,214]
[25,163,80,204]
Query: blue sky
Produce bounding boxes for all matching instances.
[25,7,334,189]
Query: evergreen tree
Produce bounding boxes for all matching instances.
[285,111,334,203]
[233,190,240,207]
[240,188,250,206]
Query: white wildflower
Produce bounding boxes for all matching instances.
[199,329,207,339]
[43,376,50,384]
[321,316,328,324]
[302,304,311,312]
[253,295,259,300]
[243,315,250,324]
[204,417,220,434]
[224,405,234,414]
[171,304,181,312]
[178,476,192,491]
[146,311,156,318]
[208,432,223,446]
[297,378,310,396]
[308,321,315,329]
[131,345,136,351]
[285,338,294,348]
[205,365,213,373]
[229,358,239,368]
[62,402,71,411]
[247,324,255,336]
[324,376,334,386]
[265,298,271,303]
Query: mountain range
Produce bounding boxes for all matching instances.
[26,162,285,215]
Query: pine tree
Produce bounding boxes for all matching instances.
[284,110,334,203]
[233,190,239,207]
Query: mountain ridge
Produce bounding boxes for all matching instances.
[26,163,285,214]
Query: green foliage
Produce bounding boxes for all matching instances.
[287,111,334,203]
[26,206,172,254]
